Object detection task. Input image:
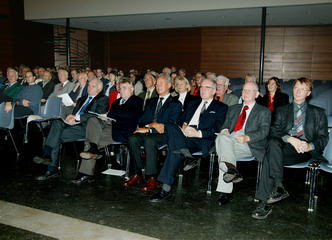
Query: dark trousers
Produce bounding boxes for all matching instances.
[158,123,208,186]
[14,105,33,118]
[128,133,163,175]
[255,137,312,201]
[45,119,85,171]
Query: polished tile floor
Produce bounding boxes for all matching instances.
[1,126,332,239]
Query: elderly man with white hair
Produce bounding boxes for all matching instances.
[215,75,239,107]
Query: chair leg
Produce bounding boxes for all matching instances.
[308,167,319,212]
[207,153,215,194]
[8,130,19,161]
[24,119,29,144]
[104,146,111,169]
[125,146,130,180]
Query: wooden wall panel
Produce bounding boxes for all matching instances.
[313,36,332,52]
[284,36,314,52]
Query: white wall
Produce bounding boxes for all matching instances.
[24,0,332,20]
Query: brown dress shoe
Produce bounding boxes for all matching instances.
[140,177,159,191]
[122,174,143,186]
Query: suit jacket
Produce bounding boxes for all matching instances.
[1,82,24,102]
[49,81,75,97]
[222,93,239,107]
[0,88,12,103]
[108,95,144,142]
[38,81,55,101]
[72,92,109,127]
[138,88,158,100]
[262,91,289,120]
[222,102,271,162]
[181,98,228,156]
[138,95,182,133]
[174,91,196,112]
[69,84,88,102]
[270,103,328,160]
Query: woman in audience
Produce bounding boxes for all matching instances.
[108,77,122,110]
[174,77,194,112]
[262,77,289,119]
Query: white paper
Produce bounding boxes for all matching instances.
[88,111,116,122]
[58,93,74,107]
[102,169,126,176]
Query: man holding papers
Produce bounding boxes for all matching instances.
[71,77,143,185]
[34,78,108,181]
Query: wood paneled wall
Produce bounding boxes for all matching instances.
[93,25,332,80]
[0,0,54,70]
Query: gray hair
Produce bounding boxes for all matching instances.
[157,73,172,84]
[216,75,230,85]
[90,78,103,90]
[203,78,217,90]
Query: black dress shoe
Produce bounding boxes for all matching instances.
[267,187,289,204]
[70,174,95,186]
[149,189,172,202]
[183,157,198,171]
[223,167,243,183]
[35,171,59,181]
[252,202,272,219]
[216,192,233,205]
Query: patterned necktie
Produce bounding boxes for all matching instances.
[58,83,64,91]
[146,90,151,99]
[233,106,249,132]
[199,101,207,123]
[296,106,304,136]
[153,97,164,122]
[79,96,92,115]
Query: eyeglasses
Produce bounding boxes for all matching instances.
[200,85,214,90]
[242,89,258,93]
[217,84,228,87]
[294,87,310,92]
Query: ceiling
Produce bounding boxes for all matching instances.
[32,3,332,32]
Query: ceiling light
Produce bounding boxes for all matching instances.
[306,11,312,14]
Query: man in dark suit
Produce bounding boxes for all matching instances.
[38,71,55,106]
[149,79,228,202]
[123,73,182,191]
[252,77,328,220]
[215,82,271,205]
[71,78,144,185]
[34,79,109,181]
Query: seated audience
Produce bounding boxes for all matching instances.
[191,72,204,96]
[173,77,195,112]
[138,73,158,109]
[214,82,271,206]
[252,77,328,219]
[149,79,228,202]
[95,67,108,87]
[70,69,79,83]
[103,71,117,97]
[33,79,109,180]
[14,71,43,117]
[214,75,239,107]
[1,69,23,102]
[123,73,182,191]
[35,67,45,84]
[0,88,13,112]
[38,71,55,106]
[71,78,144,185]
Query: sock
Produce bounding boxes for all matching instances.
[162,183,171,192]
[273,176,283,188]
[89,143,99,154]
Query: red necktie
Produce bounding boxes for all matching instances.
[233,106,249,132]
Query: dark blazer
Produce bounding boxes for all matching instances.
[174,92,196,112]
[0,88,12,103]
[1,82,24,102]
[108,95,144,142]
[69,84,88,102]
[138,88,158,100]
[138,95,182,133]
[222,103,271,162]
[181,98,228,156]
[270,103,328,160]
[38,81,55,101]
[72,92,109,127]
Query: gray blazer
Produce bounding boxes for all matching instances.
[222,93,239,107]
[222,102,271,162]
[49,81,75,97]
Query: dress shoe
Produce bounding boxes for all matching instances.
[223,167,243,183]
[80,152,102,160]
[149,189,172,202]
[122,174,143,186]
[140,177,158,191]
[216,192,233,205]
[33,155,51,165]
[35,171,59,181]
[70,174,95,186]
[252,202,272,219]
[183,157,198,171]
[267,186,290,204]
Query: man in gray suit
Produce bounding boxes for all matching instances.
[215,75,239,107]
[215,82,271,205]
[138,73,158,109]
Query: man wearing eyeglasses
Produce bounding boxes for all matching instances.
[215,82,271,206]
[252,77,328,219]
[149,78,228,202]
[215,75,239,107]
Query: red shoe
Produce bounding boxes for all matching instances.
[122,174,143,186]
[140,177,159,191]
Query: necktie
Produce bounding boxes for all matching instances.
[295,106,304,136]
[153,97,164,122]
[120,98,126,105]
[233,106,249,132]
[58,83,64,91]
[199,101,207,123]
[79,96,92,114]
[146,90,151,99]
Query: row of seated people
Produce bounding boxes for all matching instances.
[29,73,328,221]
